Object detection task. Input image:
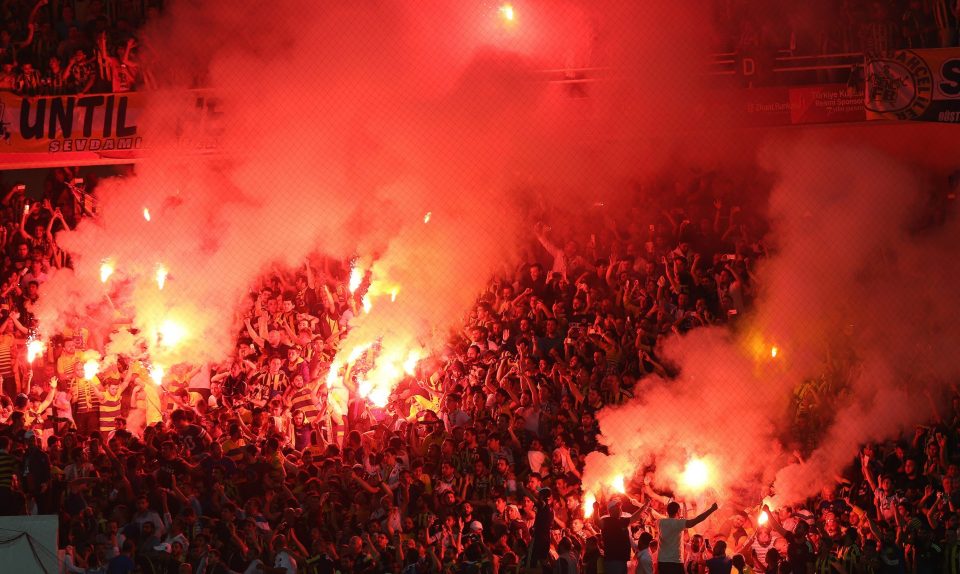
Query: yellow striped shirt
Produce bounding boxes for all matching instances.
[99,389,123,433]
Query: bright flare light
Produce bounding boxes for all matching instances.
[158,320,186,348]
[771,346,779,358]
[27,338,45,364]
[83,359,99,380]
[326,361,341,387]
[369,386,390,407]
[424,212,431,224]
[156,264,168,290]
[362,295,372,314]
[681,457,711,492]
[100,260,115,283]
[143,208,151,221]
[390,288,399,302]
[349,266,363,294]
[149,365,164,386]
[584,492,596,518]
[357,378,372,398]
[611,474,627,494]
[499,3,515,22]
[758,511,769,526]
[403,350,421,375]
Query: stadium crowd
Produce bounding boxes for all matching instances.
[1,1,960,95]
[0,166,957,574]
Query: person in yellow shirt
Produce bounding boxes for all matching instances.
[128,360,162,435]
[61,323,89,350]
[91,369,134,438]
[0,310,28,397]
[262,436,287,482]
[221,422,248,462]
[55,338,83,382]
[164,364,201,411]
[732,553,755,574]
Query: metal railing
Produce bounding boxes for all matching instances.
[535,51,866,85]
[708,50,864,78]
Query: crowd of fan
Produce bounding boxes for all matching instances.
[0,166,957,574]
[0,0,156,95]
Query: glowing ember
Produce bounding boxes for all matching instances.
[100,260,115,283]
[424,212,431,223]
[143,208,151,221]
[83,359,99,380]
[758,511,769,525]
[584,492,596,518]
[611,474,627,494]
[27,338,45,364]
[770,346,779,358]
[149,365,164,386]
[349,266,363,293]
[158,320,187,348]
[156,264,168,290]
[499,3,515,22]
[681,457,711,492]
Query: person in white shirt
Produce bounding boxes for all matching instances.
[273,534,299,573]
[273,532,308,574]
[658,501,719,574]
[635,531,655,574]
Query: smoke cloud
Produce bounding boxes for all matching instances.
[35,1,715,373]
[763,137,960,505]
[583,132,960,508]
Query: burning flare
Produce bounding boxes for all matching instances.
[158,319,187,348]
[423,212,431,224]
[349,266,363,294]
[143,208,151,221]
[584,492,597,518]
[100,260,115,283]
[771,346,779,358]
[149,364,165,386]
[758,511,769,526]
[680,457,711,493]
[83,359,100,380]
[611,474,627,494]
[326,360,342,387]
[156,264,168,290]
[499,3,515,22]
[403,350,421,375]
[369,386,390,407]
[27,338,45,364]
